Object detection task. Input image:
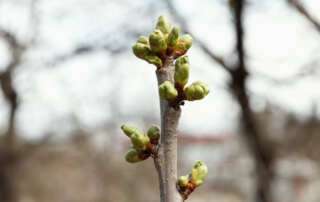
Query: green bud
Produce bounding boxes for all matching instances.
[130,133,150,151]
[191,161,208,186]
[178,175,189,188]
[132,42,150,59]
[174,56,189,87]
[159,81,178,101]
[184,81,209,101]
[147,125,160,143]
[155,16,171,34]
[137,36,149,45]
[144,53,163,67]
[125,148,143,163]
[149,29,167,53]
[121,124,143,138]
[173,34,193,56]
[167,27,180,47]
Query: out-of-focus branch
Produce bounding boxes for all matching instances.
[163,0,233,74]
[0,29,25,149]
[288,0,320,33]
[0,28,25,202]
[229,1,274,202]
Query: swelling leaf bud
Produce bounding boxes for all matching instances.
[147,125,160,143]
[184,81,209,101]
[132,42,150,59]
[125,148,143,163]
[173,34,193,56]
[144,54,163,67]
[149,29,167,53]
[167,27,180,47]
[137,36,149,45]
[178,175,189,188]
[121,124,143,138]
[156,16,172,34]
[174,56,189,87]
[159,81,178,101]
[130,133,150,151]
[191,161,208,186]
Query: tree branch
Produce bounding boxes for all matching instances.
[229,1,273,202]
[155,57,182,202]
[0,28,24,202]
[0,29,24,150]
[163,0,233,74]
[288,0,320,34]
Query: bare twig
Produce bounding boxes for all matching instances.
[0,28,24,202]
[288,0,320,34]
[229,1,274,202]
[155,57,182,202]
[163,0,233,74]
[0,29,24,150]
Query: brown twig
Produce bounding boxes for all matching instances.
[229,1,274,202]
[0,29,24,151]
[0,29,23,202]
[288,0,320,34]
[163,0,233,74]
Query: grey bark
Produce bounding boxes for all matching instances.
[154,57,183,202]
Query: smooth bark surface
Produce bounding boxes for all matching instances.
[154,57,183,202]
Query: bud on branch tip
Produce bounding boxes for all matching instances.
[191,160,208,186]
[147,125,160,143]
[125,148,143,163]
[168,26,180,47]
[173,34,193,57]
[156,16,172,34]
[149,29,167,54]
[130,133,150,151]
[121,124,143,138]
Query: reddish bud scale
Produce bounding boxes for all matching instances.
[177,180,197,200]
[138,150,151,160]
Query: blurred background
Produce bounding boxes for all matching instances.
[0,0,320,202]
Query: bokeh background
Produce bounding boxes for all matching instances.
[0,0,320,202]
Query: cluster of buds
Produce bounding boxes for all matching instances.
[159,55,210,105]
[177,161,208,199]
[121,124,160,163]
[132,16,193,68]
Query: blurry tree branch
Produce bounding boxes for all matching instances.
[0,28,24,202]
[0,2,48,201]
[163,0,233,74]
[229,1,274,202]
[0,29,25,150]
[288,0,320,33]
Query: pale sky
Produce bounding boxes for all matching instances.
[0,0,320,139]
